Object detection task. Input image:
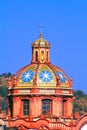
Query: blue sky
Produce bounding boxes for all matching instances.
[0,0,87,93]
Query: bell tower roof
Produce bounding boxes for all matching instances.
[32,33,50,47]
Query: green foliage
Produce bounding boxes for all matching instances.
[0,73,12,112]
[0,86,8,112]
[73,90,87,115]
[0,86,8,97]
[0,72,12,78]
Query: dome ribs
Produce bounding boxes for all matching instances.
[33,63,40,87]
[47,64,60,87]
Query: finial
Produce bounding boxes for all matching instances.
[69,76,73,87]
[39,25,43,38]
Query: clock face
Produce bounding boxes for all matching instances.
[39,70,53,82]
[57,71,66,83]
[22,70,34,82]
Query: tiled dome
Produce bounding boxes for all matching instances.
[16,63,71,88]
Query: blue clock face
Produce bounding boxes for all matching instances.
[57,71,66,83]
[39,70,53,82]
[22,70,34,82]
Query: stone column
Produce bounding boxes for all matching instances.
[30,96,41,117]
[64,98,73,118]
[53,97,62,117]
[13,97,20,118]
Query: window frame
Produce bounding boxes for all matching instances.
[22,99,30,116]
[35,51,38,62]
[42,99,52,115]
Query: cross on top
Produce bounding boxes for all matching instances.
[39,25,43,34]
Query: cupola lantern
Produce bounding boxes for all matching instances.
[31,34,50,63]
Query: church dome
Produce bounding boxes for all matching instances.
[16,63,71,88]
[15,34,72,89]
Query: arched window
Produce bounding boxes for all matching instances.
[42,99,52,115]
[46,51,48,61]
[41,50,44,61]
[35,51,38,62]
[62,100,64,116]
[22,99,30,116]
[62,99,67,117]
